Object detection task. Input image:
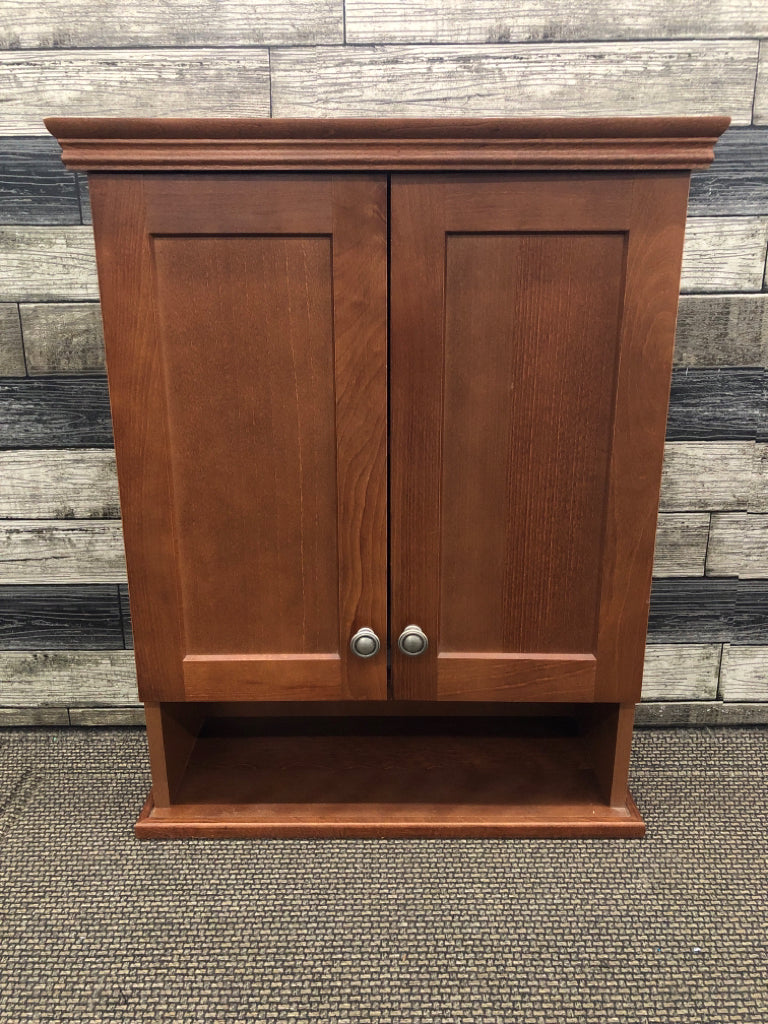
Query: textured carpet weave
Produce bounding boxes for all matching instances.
[0,727,766,1023]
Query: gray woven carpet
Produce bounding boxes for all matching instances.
[0,728,766,1024]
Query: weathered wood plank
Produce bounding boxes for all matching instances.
[0,706,70,725]
[680,217,768,293]
[68,706,143,726]
[78,174,91,225]
[653,513,710,577]
[753,445,768,513]
[0,136,80,224]
[0,450,119,518]
[0,2,341,49]
[674,294,768,368]
[0,584,123,649]
[734,582,768,643]
[648,579,736,643]
[0,377,113,448]
[689,128,768,216]
[636,700,768,726]
[0,227,97,301]
[666,368,763,441]
[119,584,133,650]
[0,650,137,705]
[345,1,768,43]
[0,50,270,135]
[0,521,127,584]
[719,645,768,701]
[271,42,758,123]
[660,442,758,512]
[20,302,105,375]
[755,42,768,126]
[706,513,768,578]
[0,301,24,375]
[641,643,721,701]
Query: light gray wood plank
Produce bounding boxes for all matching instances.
[0,521,126,583]
[271,42,758,123]
[0,450,119,518]
[0,1,340,48]
[0,650,137,706]
[0,302,24,375]
[20,302,104,375]
[0,706,70,725]
[752,445,768,513]
[653,513,710,577]
[680,218,768,294]
[674,294,768,367]
[660,442,757,512]
[719,645,768,701]
[346,1,768,43]
[635,700,768,726]
[755,40,767,126]
[706,513,768,578]
[69,706,144,726]
[641,644,721,701]
[0,227,97,301]
[0,49,270,135]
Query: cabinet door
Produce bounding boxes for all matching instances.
[90,175,387,702]
[390,174,689,703]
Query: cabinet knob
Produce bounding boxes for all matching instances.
[397,624,429,656]
[350,627,381,659]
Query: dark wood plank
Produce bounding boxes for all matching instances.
[648,578,737,641]
[0,137,81,225]
[734,582,768,642]
[0,583,122,649]
[688,128,768,215]
[0,376,113,448]
[666,367,764,440]
[77,173,91,225]
[118,584,133,649]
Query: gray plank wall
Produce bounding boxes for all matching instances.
[0,2,767,728]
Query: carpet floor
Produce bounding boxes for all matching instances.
[0,726,766,1023]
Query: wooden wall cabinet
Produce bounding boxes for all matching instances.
[47,116,728,838]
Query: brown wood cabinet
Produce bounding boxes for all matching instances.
[47,116,728,838]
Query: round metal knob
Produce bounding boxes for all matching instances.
[397,624,429,656]
[350,627,380,659]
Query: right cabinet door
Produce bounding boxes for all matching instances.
[390,173,690,704]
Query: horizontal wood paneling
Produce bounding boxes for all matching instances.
[666,368,764,441]
[0,301,24,375]
[680,217,768,293]
[707,513,768,578]
[636,700,768,726]
[0,450,119,518]
[641,644,721,701]
[719,645,768,701]
[0,650,137,705]
[0,377,112,448]
[0,2,341,49]
[0,706,70,725]
[0,521,127,584]
[689,129,768,216]
[674,294,768,367]
[271,42,758,122]
[0,227,97,300]
[0,50,270,135]
[753,446,768,513]
[653,514,710,577]
[345,1,768,43]
[20,302,105,375]
[68,706,143,726]
[78,174,90,225]
[0,584,123,649]
[0,137,80,224]
[648,579,736,642]
[660,442,758,512]
[119,585,133,650]
[755,42,767,125]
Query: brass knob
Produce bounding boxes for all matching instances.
[397,624,428,656]
[350,627,380,659]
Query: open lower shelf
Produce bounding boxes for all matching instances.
[136,712,645,838]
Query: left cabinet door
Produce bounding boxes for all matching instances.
[90,174,388,702]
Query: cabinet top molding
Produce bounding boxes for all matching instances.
[45,116,729,172]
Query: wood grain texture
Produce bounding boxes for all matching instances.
[0,521,126,583]
[0,137,80,224]
[706,513,768,578]
[660,442,758,512]
[734,582,768,642]
[674,294,768,367]
[648,579,736,642]
[653,514,710,577]
[666,368,764,440]
[755,42,768,126]
[753,445,768,512]
[345,0,768,43]
[0,650,136,705]
[641,644,721,700]
[0,450,119,518]
[680,217,768,293]
[1,51,271,135]
[689,128,768,216]
[0,584,123,649]
[0,707,69,725]
[119,584,132,649]
[0,227,97,300]
[0,377,112,448]
[0,302,24,375]
[719,644,768,701]
[271,43,757,122]
[635,700,768,726]
[20,302,105,375]
[68,706,143,725]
